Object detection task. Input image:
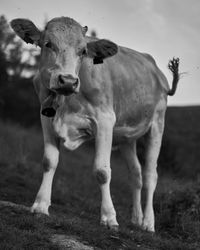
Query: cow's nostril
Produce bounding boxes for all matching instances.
[73,79,79,90]
[58,75,65,85]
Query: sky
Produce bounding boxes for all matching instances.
[1,0,200,106]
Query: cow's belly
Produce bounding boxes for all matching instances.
[113,116,152,144]
[52,113,152,151]
[52,92,157,150]
[112,98,155,144]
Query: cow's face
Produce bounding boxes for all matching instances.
[11,17,118,96]
[39,18,88,95]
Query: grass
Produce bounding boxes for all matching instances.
[0,119,200,249]
[159,106,200,178]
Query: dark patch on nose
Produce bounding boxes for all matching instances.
[56,74,79,96]
[94,168,108,185]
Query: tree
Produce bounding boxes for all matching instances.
[0,15,39,81]
[0,15,11,83]
[0,15,40,125]
[91,30,97,38]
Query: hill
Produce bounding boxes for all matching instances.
[0,106,200,249]
[159,106,200,178]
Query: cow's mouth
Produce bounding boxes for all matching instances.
[51,87,76,96]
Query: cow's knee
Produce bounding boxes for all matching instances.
[143,170,158,190]
[94,167,118,230]
[94,168,110,185]
[132,168,143,189]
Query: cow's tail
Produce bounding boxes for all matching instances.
[167,57,180,96]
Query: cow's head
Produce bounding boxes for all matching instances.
[10,17,118,96]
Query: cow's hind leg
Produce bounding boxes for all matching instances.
[120,141,143,227]
[142,108,165,232]
[93,111,119,230]
[31,117,59,215]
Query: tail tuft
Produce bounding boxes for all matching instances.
[167,57,180,96]
[168,57,179,74]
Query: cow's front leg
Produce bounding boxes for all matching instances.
[31,117,59,215]
[93,111,118,230]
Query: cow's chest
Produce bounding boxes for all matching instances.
[52,109,93,150]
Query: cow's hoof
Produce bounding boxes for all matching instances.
[100,220,108,228]
[131,216,143,228]
[141,220,155,232]
[109,225,119,232]
[100,219,119,231]
[30,201,49,216]
[129,223,143,232]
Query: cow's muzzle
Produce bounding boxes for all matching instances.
[52,74,79,96]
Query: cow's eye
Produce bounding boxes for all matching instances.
[82,48,87,55]
[45,42,53,49]
[79,48,87,56]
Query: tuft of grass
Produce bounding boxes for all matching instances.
[155,178,200,244]
[0,206,59,250]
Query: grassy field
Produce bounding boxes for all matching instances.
[0,106,200,249]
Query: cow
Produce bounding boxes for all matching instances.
[10,17,180,232]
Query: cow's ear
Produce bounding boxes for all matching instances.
[87,39,118,62]
[10,19,41,46]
